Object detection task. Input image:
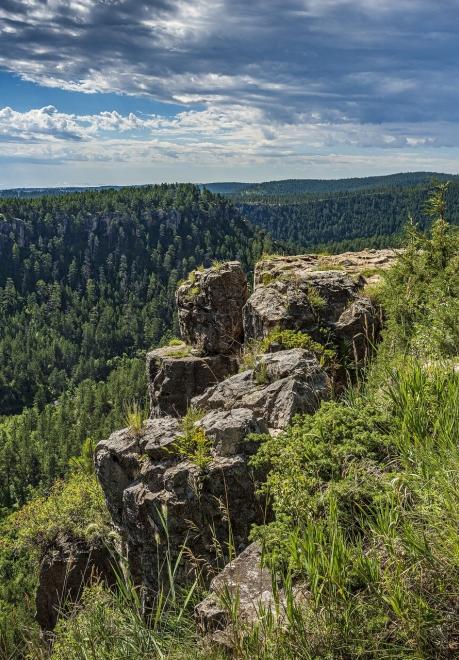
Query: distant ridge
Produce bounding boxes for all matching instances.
[2,172,458,199]
[203,172,459,196]
[0,185,121,199]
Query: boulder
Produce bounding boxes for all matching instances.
[334,297,382,365]
[195,542,278,646]
[200,408,268,456]
[193,349,331,430]
[176,262,248,355]
[95,417,181,525]
[35,537,115,630]
[195,542,307,648]
[243,270,361,342]
[147,344,238,417]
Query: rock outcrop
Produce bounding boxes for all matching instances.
[195,542,276,646]
[334,296,382,365]
[35,536,115,631]
[245,254,384,368]
[243,269,361,342]
[193,349,331,430]
[176,261,248,355]
[147,344,238,417]
[94,254,389,630]
[254,249,399,289]
[96,416,267,593]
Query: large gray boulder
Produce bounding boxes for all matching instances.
[176,262,248,355]
[243,270,361,342]
[195,542,287,648]
[334,296,382,366]
[193,349,331,430]
[195,542,307,649]
[147,344,238,417]
[200,408,268,456]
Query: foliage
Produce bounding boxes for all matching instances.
[3,182,459,658]
[241,196,459,657]
[242,328,336,372]
[250,399,396,567]
[124,400,145,436]
[168,338,184,346]
[0,469,111,659]
[0,356,146,509]
[380,188,459,357]
[171,407,213,469]
[243,363,459,658]
[49,582,212,660]
[234,179,459,253]
[46,496,221,660]
[261,328,336,365]
[10,472,111,554]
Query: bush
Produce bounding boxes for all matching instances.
[10,471,111,554]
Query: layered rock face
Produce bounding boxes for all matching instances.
[95,412,268,592]
[176,261,248,355]
[244,269,361,341]
[193,349,331,431]
[94,255,384,615]
[246,254,383,366]
[147,344,238,417]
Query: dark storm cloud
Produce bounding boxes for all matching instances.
[1,0,458,127]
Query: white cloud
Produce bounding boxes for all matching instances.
[1,1,459,183]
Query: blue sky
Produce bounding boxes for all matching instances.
[1,0,459,187]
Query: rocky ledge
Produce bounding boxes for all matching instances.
[36,251,390,635]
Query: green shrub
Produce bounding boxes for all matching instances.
[170,407,212,470]
[251,398,396,568]
[168,338,184,346]
[261,328,336,366]
[379,184,459,358]
[10,471,111,553]
[245,362,459,657]
[50,578,214,660]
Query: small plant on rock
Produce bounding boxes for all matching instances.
[171,406,213,470]
[211,259,226,271]
[253,360,269,385]
[125,401,144,436]
[168,337,183,346]
[305,285,326,310]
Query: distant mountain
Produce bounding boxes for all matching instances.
[203,172,458,197]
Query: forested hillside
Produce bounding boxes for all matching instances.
[0,184,272,416]
[204,171,457,196]
[235,181,459,252]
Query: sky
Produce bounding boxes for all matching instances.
[1,0,459,188]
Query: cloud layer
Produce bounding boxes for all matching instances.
[0,1,458,184]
